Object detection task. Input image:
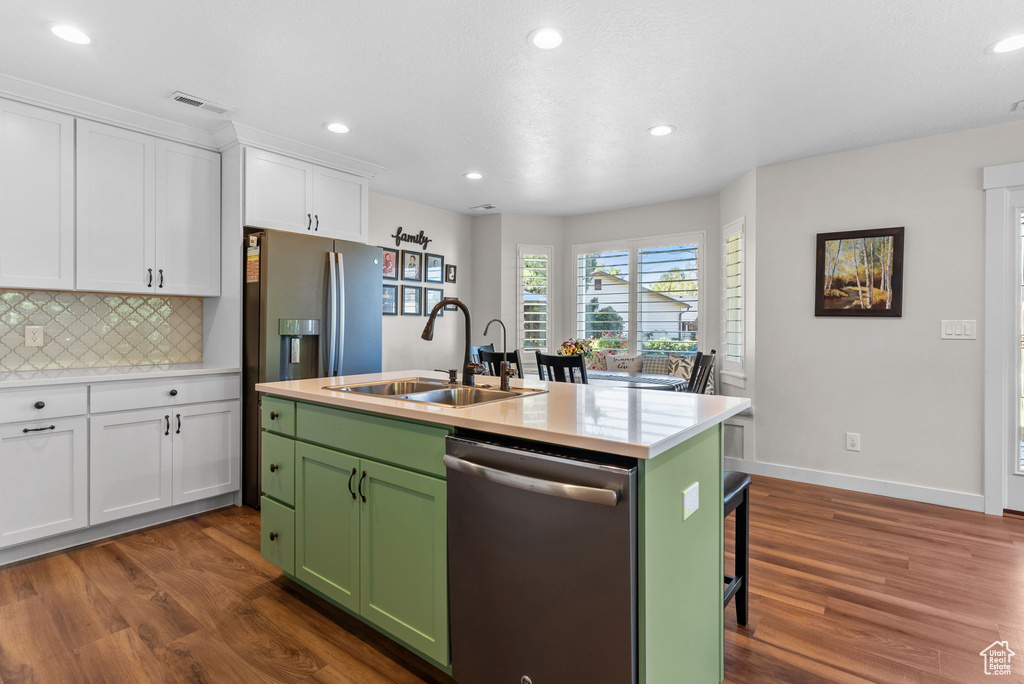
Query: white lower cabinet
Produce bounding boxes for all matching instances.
[172,401,240,504]
[0,417,88,549]
[89,408,173,524]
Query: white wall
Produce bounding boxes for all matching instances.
[753,119,1024,502]
[561,195,721,354]
[369,192,473,372]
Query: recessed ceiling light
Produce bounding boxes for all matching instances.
[324,122,350,134]
[529,28,563,50]
[648,125,676,136]
[990,33,1024,53]
[51,24,91,45]
[464,172,483,180]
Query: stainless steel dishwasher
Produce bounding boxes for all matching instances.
[445,433,637,684]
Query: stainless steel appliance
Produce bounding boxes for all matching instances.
[242,228,382,507]
[445,434,638,684]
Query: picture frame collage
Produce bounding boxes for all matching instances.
[382,246,457,316]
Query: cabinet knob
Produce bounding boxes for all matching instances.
[169,389,178,397]
[269,532,278,541]
[269,463,279,473]
[269,411,279,420]
[33,401,45,409]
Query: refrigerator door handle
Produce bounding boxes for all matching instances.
[326,252,338,376]
[335,253,345,377]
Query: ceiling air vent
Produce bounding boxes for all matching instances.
[470,204,498,211]
[170,91,235,116]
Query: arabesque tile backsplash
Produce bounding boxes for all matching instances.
[0,290,202,372]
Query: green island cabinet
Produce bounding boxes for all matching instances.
[259,396,452,668]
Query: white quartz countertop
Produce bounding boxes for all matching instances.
[0,363,241,389]
[257,370,751,459]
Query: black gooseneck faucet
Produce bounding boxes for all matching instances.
[422,298,482,387]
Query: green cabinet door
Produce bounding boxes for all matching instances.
[295,442,361,612]
[359,460,448,665]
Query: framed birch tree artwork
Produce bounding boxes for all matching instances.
[815,227,904,317]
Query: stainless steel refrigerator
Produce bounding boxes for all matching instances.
[242,228,382,507]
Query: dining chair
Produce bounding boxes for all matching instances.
[469,344,494,366]
[687,349,716,394]
[479,349,524,379]
[535,352,588,384]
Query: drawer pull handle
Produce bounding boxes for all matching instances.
[176,414,181,434]
[269,411,279,421]
[169,389,178,397]
[165,415,170,436]
[23,425,55,433]
[347,467,357,500]
[269,532,278,541]
[269,463,279,473]
[33,401,45,409]
[358,470,367,503]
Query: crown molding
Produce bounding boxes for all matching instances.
[0,71,219,149]
[224,122,385,178]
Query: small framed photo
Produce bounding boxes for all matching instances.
[382,284,398,316]
[382,248,398,281]
[445,264,457,283]
[444,296,460,312]
[401,285,422,315]
[401,250,422,281]
[425,287,444,316]
[815,226,905,317]
[425,253,445,283]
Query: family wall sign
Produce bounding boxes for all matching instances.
[391,226,432,250]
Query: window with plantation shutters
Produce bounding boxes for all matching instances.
[574,233,703,356]
[722,218,745,380]
[518,245,552,354]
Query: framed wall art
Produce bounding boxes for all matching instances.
[425,287,444,316]
[402,285,422,315]
[382,284,398,315]
[425,253,445,283]
[382,248,398,280]
[445,264,457,283]
[815,227,904,317]
[402,250,422,281]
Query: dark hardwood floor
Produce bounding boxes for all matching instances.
[0,475,1021,683]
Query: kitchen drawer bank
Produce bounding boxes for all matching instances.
[260,397,451,670]
[0,371,241,565]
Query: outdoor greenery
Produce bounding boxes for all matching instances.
[649,267,697,296]
[584,297,624,334]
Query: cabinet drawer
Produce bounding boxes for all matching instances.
[296,403,450,478]
[0,385,88,424]
[262,432,295,506]
[260,496,294,574]
[262,396,295,436]
[90,374,239,413]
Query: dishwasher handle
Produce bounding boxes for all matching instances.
[443,454,620,507]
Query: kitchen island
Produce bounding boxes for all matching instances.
[256,370,750,684]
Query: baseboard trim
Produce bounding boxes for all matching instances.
[0,493,238,567]
[724,458,985,512]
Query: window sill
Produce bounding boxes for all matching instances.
[719,369,747,389]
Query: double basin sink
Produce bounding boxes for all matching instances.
[323,377,546,408]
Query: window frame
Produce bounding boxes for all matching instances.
[572,231,705,357]
[720,217,746,387]
[517,244,554,358]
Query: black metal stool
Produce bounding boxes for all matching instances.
[723,470,751,625]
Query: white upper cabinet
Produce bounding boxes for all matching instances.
[156,140,221,296]
[244,147,368,243]
[312,165,368,243]
[244,148,313,233]
[76,120,156,293]
[77,119,221,295]
[0,100,75,290]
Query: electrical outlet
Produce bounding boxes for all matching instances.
[24,326,44,347]
[682,482,699,520]
[846,432,861,452]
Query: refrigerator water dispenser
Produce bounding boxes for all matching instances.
[278,319,320,380]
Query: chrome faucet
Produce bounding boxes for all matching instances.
[483,318,515,392]
[422,298,484,387]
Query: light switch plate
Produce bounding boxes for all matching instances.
[24,326,44,347]
[941,320,977,340]
[682,482,699,521]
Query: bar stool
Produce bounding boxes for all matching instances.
[723,470,751,626]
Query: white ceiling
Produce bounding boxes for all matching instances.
[1,0,1022,216]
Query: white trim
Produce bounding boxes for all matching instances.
[226,122,385,178]
[983,182,1024,514]
[0,493,237,567]
[719,369,747,388]
[724,458,985,512]
[983,161,1024,190]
